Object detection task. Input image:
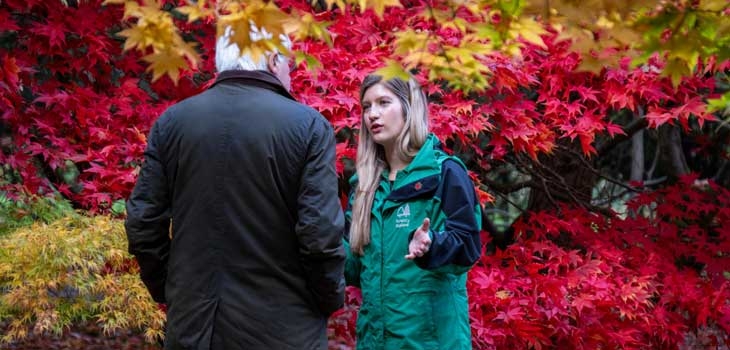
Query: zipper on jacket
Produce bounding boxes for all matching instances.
[380,215,386,344]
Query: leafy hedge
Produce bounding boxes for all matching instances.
[0,213,164,345]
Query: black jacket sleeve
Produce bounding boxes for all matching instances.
[343,189,362,288]
[124,119,171,303]
[414,159,482,272]
[295,116,346,316]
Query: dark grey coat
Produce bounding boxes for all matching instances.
[125,70,346,350]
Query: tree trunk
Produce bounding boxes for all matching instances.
[660,124,690,178]
[631,130,645,182]
[630,109,645,182]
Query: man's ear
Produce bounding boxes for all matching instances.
[267,53,279,73]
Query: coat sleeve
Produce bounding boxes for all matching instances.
[295,116,346,316]
[413,159,482,274]
[125,119,172,303]
[343,189,362,288]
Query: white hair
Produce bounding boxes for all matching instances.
[215,24,293,73]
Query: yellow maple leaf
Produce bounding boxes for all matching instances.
[669,40,701,69]
[283,13,332,45]
[360,0,402,18]
[219,14,253,57]
[576,54,605,73]
[442,17,472,32]
[177,40,201,70]
[403,51,436,68]
[246,2,288,37]
[604,25,642,47]
[394,30,430,55]
[374,59,411,81]
[510,17,548,48]
[699,0,729,12]
[142,49,189,83]
[460,38,494,56]
[121,1,141,20]
[117,26,146,51]
[176,4,212,23]
[663,57,691,87]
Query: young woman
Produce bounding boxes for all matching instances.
[344,74,482,349]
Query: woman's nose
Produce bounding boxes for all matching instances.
[368,108,380,121]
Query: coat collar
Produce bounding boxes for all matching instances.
[382,134,443,185]
[210,70,295,101]
[348,133,445,189]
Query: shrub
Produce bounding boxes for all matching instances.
[466,178,730,349]
[0,194,74,237]
[0,214,164,345]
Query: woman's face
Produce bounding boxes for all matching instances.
[362,82,405,150]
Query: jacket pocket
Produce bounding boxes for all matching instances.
[396,291,439,350]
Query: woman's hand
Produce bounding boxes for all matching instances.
[405,218,432,260]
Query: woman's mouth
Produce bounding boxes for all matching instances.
[371,125,383,134]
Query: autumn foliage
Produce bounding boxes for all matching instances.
[468,175,730,349]
[1,0,729,348]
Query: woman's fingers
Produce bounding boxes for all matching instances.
[405,218,432,260]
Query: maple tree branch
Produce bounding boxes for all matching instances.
[482,177,535,194]
[522,154,589,209]
[539,176,560,208]
[586,203,614,217]
[481,183,527,215]
[713,160,729,183]
[534,160,586,207]
[557,145,641,194]
[669,10,688,43]
[596,114,648,156]
[592,188,630,207]
[642,176,667,187]
[513,154,572,201]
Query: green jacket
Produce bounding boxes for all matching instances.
[345,134,482,350]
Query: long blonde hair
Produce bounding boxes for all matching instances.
[349,74,429,255]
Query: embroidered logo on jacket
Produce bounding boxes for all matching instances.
[396,204,411,228]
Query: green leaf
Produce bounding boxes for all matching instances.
[498,0,525,17]
[373,59,411,81]
[111,200,126,216]
[707,91,730,113]
[699,0,730,12]
[664,57,691,87]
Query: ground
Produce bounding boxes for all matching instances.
[1,323,161,350]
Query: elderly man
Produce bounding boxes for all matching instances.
[124,27,346,350]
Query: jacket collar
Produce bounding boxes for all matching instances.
[382,134,443,184]
[347,134,446,189]
[382,134,445,204]
[210,70,295,101]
